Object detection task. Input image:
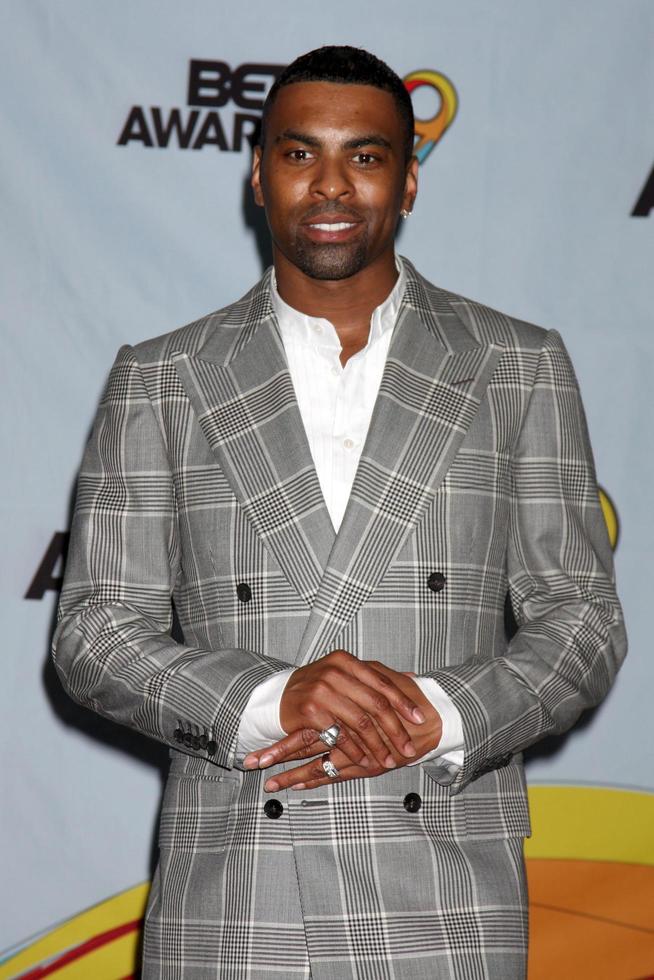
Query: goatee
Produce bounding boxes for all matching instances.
[291,236,370,281]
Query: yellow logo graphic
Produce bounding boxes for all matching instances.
[599,486,619,550]
[403,69,458,164]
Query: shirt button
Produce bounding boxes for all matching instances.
[312,323,323,334]
[343,438,355,450]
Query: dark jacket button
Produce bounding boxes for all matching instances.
[403,792,422,813]
[427,572,446,593]
[183,732,194,747]
[264,799,284,819]
[206,739,218,755]
[199,733,208,749]
[236,583,252,603]
[191,735,200,750]
[173,728,183,743]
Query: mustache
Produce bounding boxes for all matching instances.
[300,203,364,224]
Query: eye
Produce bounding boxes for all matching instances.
[287,148,312,162]
[353,152,379,165]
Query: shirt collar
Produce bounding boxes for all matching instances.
[271,256,406,353]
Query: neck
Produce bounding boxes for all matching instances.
[273,248,399,365]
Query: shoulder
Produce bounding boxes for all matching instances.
[403,258,552,354]
[129,269,273,365]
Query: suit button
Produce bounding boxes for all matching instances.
[427,572,446,593]
[236,582,252,603]
[183,732,193,747]
[191,735,200,750]
[264,799,284,820]
[403,792,422,813]
[199,733,208,749]
[206,739,218,755]
[173,728,183,743]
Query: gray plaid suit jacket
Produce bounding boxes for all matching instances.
[53,258,626,979]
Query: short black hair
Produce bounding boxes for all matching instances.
[260,45,415,163]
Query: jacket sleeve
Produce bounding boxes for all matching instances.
[52,345,291,769]
[425,329,627,793]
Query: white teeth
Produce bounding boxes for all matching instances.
[311,222,355,231]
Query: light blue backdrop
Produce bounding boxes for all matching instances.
[1,0,651,951]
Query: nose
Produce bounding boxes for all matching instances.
[309,154,353,200]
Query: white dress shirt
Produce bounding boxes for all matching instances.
[235,258,464,779]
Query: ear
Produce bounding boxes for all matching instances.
[251,145,265,208]
[402,156,419,215]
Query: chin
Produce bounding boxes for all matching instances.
[293,240,370,281]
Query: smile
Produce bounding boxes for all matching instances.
[309,222,357,231]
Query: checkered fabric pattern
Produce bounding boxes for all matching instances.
[53,259,626,978]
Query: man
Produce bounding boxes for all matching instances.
[53,46,626,979]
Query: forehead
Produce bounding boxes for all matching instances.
[266,81,405,143]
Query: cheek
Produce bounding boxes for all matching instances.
[362,183,403,221]
[267,185,307,224]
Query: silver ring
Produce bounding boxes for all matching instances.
[322,757,340,779]
[318,724,340,748]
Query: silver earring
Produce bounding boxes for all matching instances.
[400,209,412,220]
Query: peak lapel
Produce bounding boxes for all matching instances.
[173,273,335,606]
[295,268,504,664]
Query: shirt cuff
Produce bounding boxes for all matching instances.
[407,675,465,778]
[234,667,294,763]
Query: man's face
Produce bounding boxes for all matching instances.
[252,81,418,281]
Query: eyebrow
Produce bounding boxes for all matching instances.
[275,129,393,151]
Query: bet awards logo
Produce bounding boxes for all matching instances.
[117,60,283,153]
[403,69,457,164]
[116,59,458,163]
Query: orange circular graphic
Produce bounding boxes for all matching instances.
[403,69,458,164]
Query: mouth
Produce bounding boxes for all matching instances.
[300,210,364,244]
[310,221,357,232]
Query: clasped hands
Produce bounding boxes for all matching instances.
[243,650,442,792]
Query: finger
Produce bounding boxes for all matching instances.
[334,652,426,725]
[292,695,384,768]
[308,693,400,768]
[324,678,418,766]
[293,760,378,791]
[332,723,371,768]
[244,725,370,771]
[263,748,379,793]
[264,756,331,793]
[243,728,318,770]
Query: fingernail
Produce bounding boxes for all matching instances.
[291,783,306,790]
[360,756,370,768]
[264,779,279,792]
[384,755,396,768]
[412,708,426,723]
[258,753,274,768]
[404,742,417,757]
[243,755,258,769]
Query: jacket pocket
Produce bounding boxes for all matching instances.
[422,762,531,841]
[158,773,238,853]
